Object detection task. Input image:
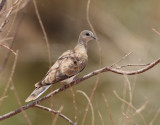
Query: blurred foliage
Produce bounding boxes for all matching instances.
[0,0,160,125]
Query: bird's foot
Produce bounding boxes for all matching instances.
[73,77,78,83]
[61,82,67,89]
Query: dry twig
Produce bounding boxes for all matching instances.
[77,90,94,125]
[113,90,146,125]
[69,84,78,124]
[98,110,105,125]
[102,93,114,125]
[0,43,16,55]
[122,113,137,125]
[152,28,160,36]
[0,50,18,107]
[149,108,160,125]
[32,0,52,66]
[0,0,6,11]
[0,58,160,121]
[35,105,76,125]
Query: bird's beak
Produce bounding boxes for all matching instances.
[91,35,97,40]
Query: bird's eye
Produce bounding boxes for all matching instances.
[85,32,90,36]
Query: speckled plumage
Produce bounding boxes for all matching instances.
[25,30,96,102]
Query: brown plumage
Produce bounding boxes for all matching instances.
[25,30,96,102]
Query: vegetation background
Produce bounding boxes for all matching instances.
[0,0,160,125]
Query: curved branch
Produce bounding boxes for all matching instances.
[35,105,76,125]
[0,58,160,121]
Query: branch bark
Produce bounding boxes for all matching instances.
[35,105,76,125]
[0,58,160,121]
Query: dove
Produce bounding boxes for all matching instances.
[25,30,96,102]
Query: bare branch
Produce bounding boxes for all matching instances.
[0,43,16,55]
[113,90,146,125]
[0,50,18,107]
[149,108,160,125]
[32,0,52,66]
[69,84,78,124]
[98,110,105,125]
[0,9,24,74]
[0,0,6,11]
[77,90,94,125]
[110,52,133,67]
[102,93,114,125]
[122,113,137,125]
[11,81,32,125]
[152,28,160,36]
[35,105,76,125]
[0,0,21,31]
[0,58,160,121]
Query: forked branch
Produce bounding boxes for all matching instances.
[0,58,160,121]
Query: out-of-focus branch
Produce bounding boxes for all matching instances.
[0,58,160,121]
[0,0,6,11]
[0,0,21,31]
[0,43,17,55]
[32,0,52,66]
[35,105,76,125]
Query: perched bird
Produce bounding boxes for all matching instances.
[25,30,96,102]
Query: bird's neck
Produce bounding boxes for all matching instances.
[74,39,87,53]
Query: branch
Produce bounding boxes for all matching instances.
[32,0,52,66]
[0,58,160,121]
[35,105,76,125]
[0,0,21,31]
[0,0,6,11]
[0,43,17,55]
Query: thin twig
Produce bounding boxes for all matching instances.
[119,75,127,125]
[0,0,6,11]
[122,113,137,125]
[0,96,7,101]
[69,84,78,124]
[12,0,31,14]
[50,84,55,125]
[0,0,21,15]
[116,63,150,69]
[35,105,75,125]
[32,0,52,66]
[124,75,132,104]
[113,90,146,125]
[102,93,114,125]
[98,110,105,125]
[0,7,24,73]
[0,50,18,107]
[149,108,160,125]
[0,37,13,43]
[0,0,21,32]
[0,8,12,31]
[0,58,160,120]
[152,28,160,36]
[52,106,63,125]
[110,52,133,67]
[77,90,94,125]
[0,43,16,55]
[11,80,32,125]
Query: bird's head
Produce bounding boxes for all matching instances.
[80,30,97,42]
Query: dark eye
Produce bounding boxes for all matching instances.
[85,32,90,36]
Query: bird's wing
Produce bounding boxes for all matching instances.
[39,49,88,86]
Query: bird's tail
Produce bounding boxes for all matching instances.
[25,85,51,102]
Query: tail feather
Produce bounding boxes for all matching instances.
[25,85,51,102]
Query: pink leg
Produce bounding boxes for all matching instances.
[61,82,66,88]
